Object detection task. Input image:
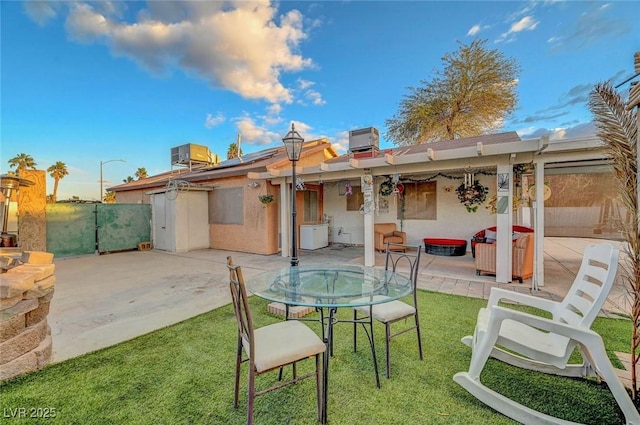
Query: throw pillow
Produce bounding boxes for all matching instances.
[485,229,497,243]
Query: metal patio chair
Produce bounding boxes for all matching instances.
[352,243,423,379]
[227,257,326,424]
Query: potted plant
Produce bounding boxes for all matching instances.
[258,194,274,205]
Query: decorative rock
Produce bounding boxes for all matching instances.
[25,302,50,327]
[7,264,55,281]
[24,276,55,300]
[1,299,38,321]
[0,352,37,381]
[0,295,22,310]
[0,314,26,343]
[21,251,54,265]
[0,324,41,364]
[0,273,35,298]
[0,250,56,381]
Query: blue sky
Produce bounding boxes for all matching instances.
[2,1,639,200]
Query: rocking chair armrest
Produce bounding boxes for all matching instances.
[489,305,597,342]
[487,287,559,314]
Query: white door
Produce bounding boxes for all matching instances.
[151,194,173,251]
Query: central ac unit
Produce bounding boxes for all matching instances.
[348,127,379,152]
[171,143,217,166]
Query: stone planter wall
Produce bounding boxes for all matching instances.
[0,251,55,381]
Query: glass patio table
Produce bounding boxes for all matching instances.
[246,265,413,424]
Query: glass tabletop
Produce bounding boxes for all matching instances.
[246,265,413,308]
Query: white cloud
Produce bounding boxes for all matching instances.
[467,25,482,36]
[496,15,539,43]
[205,112,225,129]
[235,116,282,146]
[24,1,61,26]
[518,122,596,140]
[305,90,326,106]
[36,1,316,104]
[331,131,349,154]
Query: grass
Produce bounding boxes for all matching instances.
[0,290,633,424]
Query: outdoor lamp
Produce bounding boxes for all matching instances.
[282,123,304,267]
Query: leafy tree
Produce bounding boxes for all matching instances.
[135,167,148,180]
[227,142,243,159]
[103,191,116,203]
[46,161,68,203]
[8,153,37,175]
[386,39,520,146]
[589,81,639,399]
[123,176,134,183]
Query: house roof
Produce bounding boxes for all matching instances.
[108,138,337,193]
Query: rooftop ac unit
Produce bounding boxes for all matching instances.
[348,127,379,153]
[171,143,217,166]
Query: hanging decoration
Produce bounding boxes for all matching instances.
[295,178,305,191]
[345,182,353,196]
[379,176,395,196]
[456,180,489,213]
[258,194,274,205]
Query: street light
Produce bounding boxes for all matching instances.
[282,123,304,267]
[100,159,125,202]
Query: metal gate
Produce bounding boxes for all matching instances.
[46,203,151,258]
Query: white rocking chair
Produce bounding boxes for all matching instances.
[454,243,640,425]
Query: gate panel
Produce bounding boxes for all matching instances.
[96,204,151,253]
[46,204,96,257]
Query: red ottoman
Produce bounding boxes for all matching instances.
[423,238,467,256]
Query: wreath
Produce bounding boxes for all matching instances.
[379,177,394,196]
[456,181,489,213]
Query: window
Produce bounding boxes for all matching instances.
[398,181,436,220]
[209,187,243,224]
[346,187,364,211]
[304,190,319,222]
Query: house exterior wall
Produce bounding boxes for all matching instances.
[209,176,279,255]
[116,189,149,204]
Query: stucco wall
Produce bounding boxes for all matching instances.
[115,190,148,204]
[209,176,279,255]
[17,170,47,251]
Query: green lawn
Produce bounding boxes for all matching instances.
[0,291,633,424]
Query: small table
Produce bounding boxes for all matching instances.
[247,265,413,424]
[423,238,467,256]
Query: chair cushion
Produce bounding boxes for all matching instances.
[385,236,404,244]
[244,320,326,373]
[352,295,416,323]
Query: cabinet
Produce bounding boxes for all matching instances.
[300,224,329,250]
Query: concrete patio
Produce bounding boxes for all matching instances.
[49,236,630,363]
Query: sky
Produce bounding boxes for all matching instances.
[2,0,639,201]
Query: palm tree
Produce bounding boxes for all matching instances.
[46,161,68,203]
[103,191,116,203]
[227,143,243,160]
[588,81,639,398]
[8,153,37,175]
[135,167,148,180]
[123,176,134,183]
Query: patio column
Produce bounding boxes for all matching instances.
[280,179,290,259]
[495,160,513,283]
[361,174,375,267]
[533,160,546,288]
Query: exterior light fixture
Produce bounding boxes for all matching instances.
[282,123,304,267]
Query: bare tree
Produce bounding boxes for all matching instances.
[386,39,520,146]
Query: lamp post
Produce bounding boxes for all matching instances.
[282,123,304,267]
[100,159,125,202]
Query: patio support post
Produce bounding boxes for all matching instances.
[495,161,513,283]
[279,179,290,259]
[534,160,546,288]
